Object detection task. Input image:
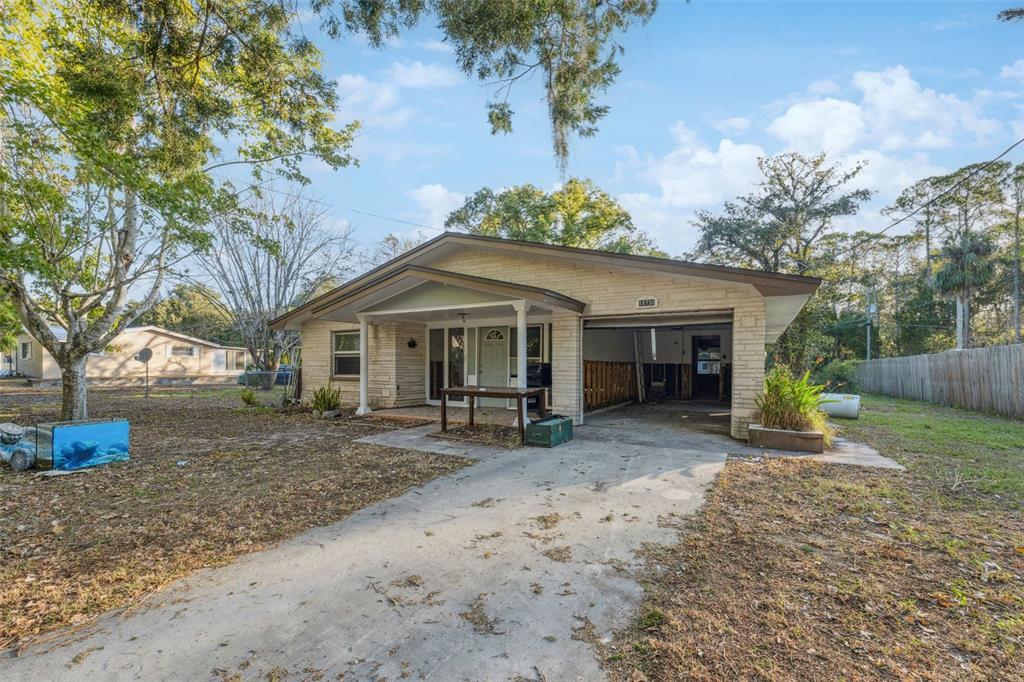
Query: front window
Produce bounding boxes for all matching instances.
[20,342,32,360]
[227,350,247,371]
[171,344,196,357]
[332,331,360,377]
[447,327,465,389]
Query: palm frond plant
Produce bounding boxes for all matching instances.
[309,385,342,414]
[756,366,836,446]
[934,230,996,349]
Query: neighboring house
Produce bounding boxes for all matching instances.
[270,233,820,439]
[10,325,251,384]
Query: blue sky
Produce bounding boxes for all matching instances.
[283,1,1024,255]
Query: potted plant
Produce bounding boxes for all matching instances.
[309,385,342,418]
[749,366,835,453]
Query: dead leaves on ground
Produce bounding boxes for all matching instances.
[602,458,1024,681]
[0,389,471,650]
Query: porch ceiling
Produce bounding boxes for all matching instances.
[293,265,584,326]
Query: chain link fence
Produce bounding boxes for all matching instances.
[238,367,301,405]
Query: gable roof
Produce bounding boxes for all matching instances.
[270,232,821,329]
[122,326,245,349]
[22,324,244,351]
[297,265,585,324]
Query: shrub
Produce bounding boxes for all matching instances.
[813,359,861,393]
[240,387,260,407]
[756,366,836,445]
[309,385,341,413]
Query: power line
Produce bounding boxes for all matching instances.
[209,171,445,236]
[833,136,1024,258]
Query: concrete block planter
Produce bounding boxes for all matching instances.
[748,424,824,453]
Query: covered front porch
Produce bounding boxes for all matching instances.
[311,266,586,419]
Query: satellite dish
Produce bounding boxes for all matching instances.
[135,348,153,363]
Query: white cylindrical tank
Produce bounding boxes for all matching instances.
[820,393,860,419]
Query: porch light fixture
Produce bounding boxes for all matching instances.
[407,338,417,349]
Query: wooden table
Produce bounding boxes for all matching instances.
[440,386,548,445]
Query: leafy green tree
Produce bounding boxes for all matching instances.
[1001,164,1023,344]
[1,0,355,419]
[935,230,997,349]
[446,178,663,255]
[136,284,242,347]
[692,152,873,369]
[0,301,18,356]
[884,177,944,282]
[927,162,1009,243]
[313,0,658,170]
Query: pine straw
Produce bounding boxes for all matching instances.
[0,388,471,651]
[603,459,1024,681]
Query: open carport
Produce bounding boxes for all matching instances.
[581,310,735,433]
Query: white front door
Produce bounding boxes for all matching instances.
[477,326,508,407]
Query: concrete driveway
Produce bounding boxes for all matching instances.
[3,414,730,681]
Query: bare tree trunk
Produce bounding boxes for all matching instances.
[60,356,89,421]
[1014,209,1021,344]
[924,206,933,286]
[955,295,966,349]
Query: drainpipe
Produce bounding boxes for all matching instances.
[356,315,371,415]
[515,301,528,427]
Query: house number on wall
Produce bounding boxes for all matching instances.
[636,297,659,309]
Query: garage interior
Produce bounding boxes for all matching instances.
[582,312,734,435]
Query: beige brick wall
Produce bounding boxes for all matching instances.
[429,247,767,438]
[550,311,582,419]
[299,318,426,409]
[299,245,769,438]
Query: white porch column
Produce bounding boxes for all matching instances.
[515,301,528,426]
[356,315,371,415]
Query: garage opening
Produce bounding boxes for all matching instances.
[582,313,733,434]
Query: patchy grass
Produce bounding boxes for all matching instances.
[839,395,1024,499]
[0,387,471,651]
[605,396,1024,681]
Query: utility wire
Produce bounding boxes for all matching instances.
[832,136,1024,258]
[209,170,444,235]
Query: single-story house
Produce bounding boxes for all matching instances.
[4,325,252,384]
[270,233,820,439]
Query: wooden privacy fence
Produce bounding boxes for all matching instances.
[584,360,638,411]
[857,344,1024,419]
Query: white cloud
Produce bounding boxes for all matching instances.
[808,79,841,95]
[767,98,866,154]
[767,65,1000,154]
[1000,58,1024,80]
[635,122,766,208]
[612,122,766,252]
[613,66,1012,253]
[410,184,466,228]
[336,73,414,129]
[713,116,751,134]
[416,39,453,54]
[388,61,462,88]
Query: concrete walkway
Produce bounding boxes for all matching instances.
[2,405,898,682]
[3,420,727,681]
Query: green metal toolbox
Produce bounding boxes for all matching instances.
[526,416,573,448]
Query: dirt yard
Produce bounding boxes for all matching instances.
[604,396,1024,681]
[0,386,471,651]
